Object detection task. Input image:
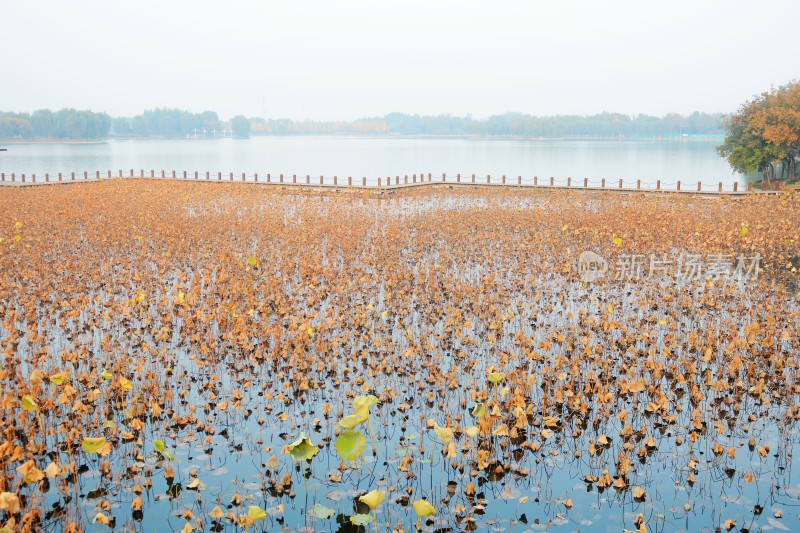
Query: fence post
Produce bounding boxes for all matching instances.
[229,172,233,181]
[293,174,297,183]
[194,171,198,180]
[584,178,588,188]
[320,175,323,185]
[32,174,36,183]
[762,181,766,191]
[567,177,571,187]
[637,179,641,189]
[471,174,475,183]
[84,171,88,180]
[487,174,491,184]
[131,169,134,177]
[11,173,15,182]
[413,174,417,183]
[378,177,382,187]
[96,171,100,179]
[151,170,154,178]
[747,183,753,192]
[656,180,660,190]
[218,172,222,181]
[697,181,701,191]
[71,172,75,181]
[267,173,271,183]
[334,175,338,186]
[161,170,165,178]
[532,176,536,186]
[396,176,400,185]
[59,173,62,182]
[22,174,25,183]
[2,173,5,182]
[254,173,258,182]
[619,179,622,189]
[205,171,209,180]
[733,182,738,192]
[442,173,446,182]
[718,182,723,193]
[457,173,461,183]
[502,175,506,185]
[362,177,366,187]
[676,180,680,191]
[45,173,49,183]
[428,173,432,182]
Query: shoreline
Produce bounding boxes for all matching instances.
[1,135,724,145]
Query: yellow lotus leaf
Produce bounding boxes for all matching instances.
[135,290,146,303]
[351,514,375,526]
[741,223,749,236]
[175,290,185,305]
[101,370,113,380]
[49,371,67,385]
[247,505,267,521]
[247,256,258,267]
[131,496,143,511]
[412,499,436,517]
[613,237,622,246]
[433,421,454,445]
[353,394,379,411]
[14,221,22,230]
[45,461,60,478]
[471,402,486,418]
[29,370,43,385]
[0,492,21,514]
[487,372,506,384]
[16,460,45,484]
[82,437,107,454]
[13,235,21,243]
[337,410,369,430]
[21,395,38,412]
[119,377,133,391]
[287,433,318,462]
[464,425,480,438]
[335,430,366,461]
[209,505,224,519]
[359,490,386,509]
[92,512,111,525]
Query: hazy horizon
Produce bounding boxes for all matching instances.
[4,1,798,121]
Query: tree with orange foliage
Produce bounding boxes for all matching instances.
[718,80,799,183]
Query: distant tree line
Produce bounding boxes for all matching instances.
[111,108,224,138]
[250,111,725,137]
[0,108,725,140]
[0,109,110,139]
[718,80,799,183]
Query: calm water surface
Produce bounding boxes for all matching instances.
[0,137,742,187]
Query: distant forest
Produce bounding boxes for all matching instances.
[1,108,725,140]
[0,109,110,140]
[252,111,725,137]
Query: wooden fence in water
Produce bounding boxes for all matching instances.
[0,169,780,195]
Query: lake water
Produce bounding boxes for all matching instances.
[0,137,743,188]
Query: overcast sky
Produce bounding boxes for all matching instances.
[3,1,798,121]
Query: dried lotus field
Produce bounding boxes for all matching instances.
[2,180,800,533]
